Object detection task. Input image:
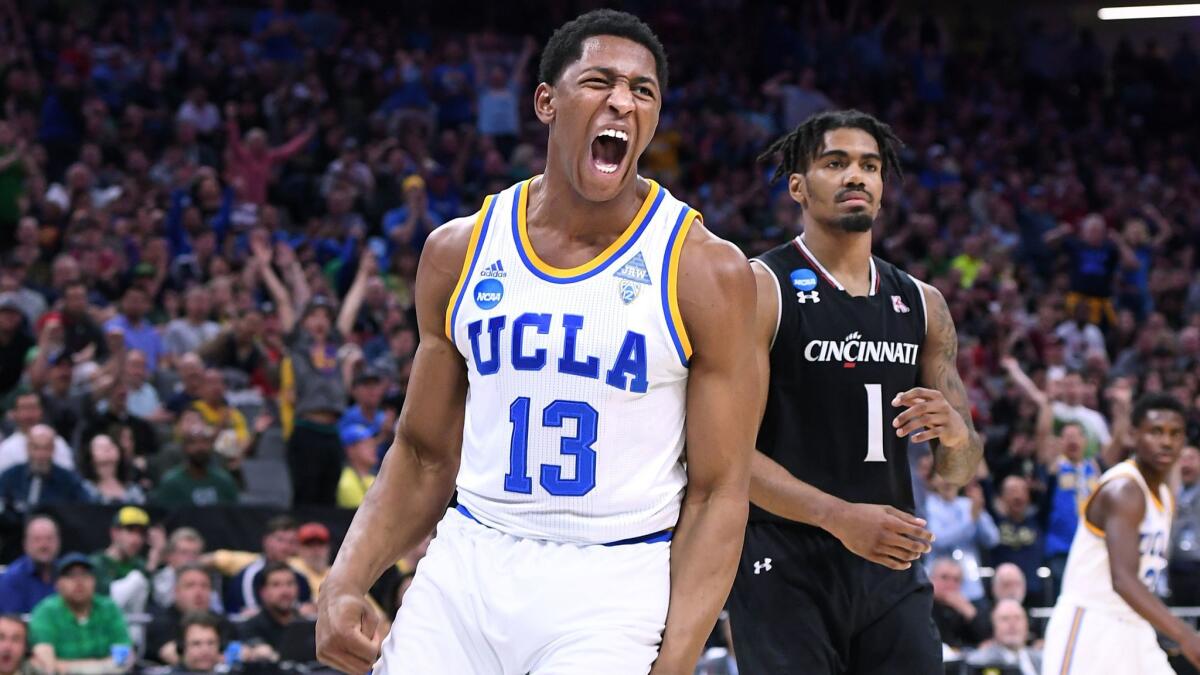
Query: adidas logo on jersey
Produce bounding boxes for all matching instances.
[481,260,507,278]
[614,252,652,304]
[796,290,821,304]
[804,332,919,366]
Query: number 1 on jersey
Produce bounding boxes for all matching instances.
[864,383,886,462]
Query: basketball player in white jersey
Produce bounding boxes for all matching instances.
[1043,393,1200,673]
[315,10,758,675]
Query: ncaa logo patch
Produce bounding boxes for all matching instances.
[790,268,818,292]
[473,278,504,309]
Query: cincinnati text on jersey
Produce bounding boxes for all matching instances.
[803,333,920,366]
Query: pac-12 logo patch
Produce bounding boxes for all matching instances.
[473,278,504,309]
[790,268,818,292]
[614,251,652,304]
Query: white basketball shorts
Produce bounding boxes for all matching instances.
[1041,602,1173,675]
[375,506,672,674]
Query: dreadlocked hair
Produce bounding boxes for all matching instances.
[758,109,905,184]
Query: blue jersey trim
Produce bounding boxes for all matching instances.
[511,181,665,284]
[448,196,498,342]
[455,504,672,546]
[660,207,692,367]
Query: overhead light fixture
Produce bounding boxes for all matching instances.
[1098,4,1200,19]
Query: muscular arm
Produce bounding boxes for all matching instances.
[747,264,932,570]
[651,223,758,674]
[316,216,474,674]
[1092,479,1197,645]
[914,282,983,486]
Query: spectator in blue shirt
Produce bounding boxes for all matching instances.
[0,514,60,613]
[990,475,1046,601]
[382,175,442,254]
[338,368,392,464]
[0,426,90,513]
[1041,422,1101,591]
[926,475,1000,602]
[103,286,162,372]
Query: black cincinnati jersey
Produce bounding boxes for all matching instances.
[752,236,927,524]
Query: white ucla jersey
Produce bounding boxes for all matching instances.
[445,176,699,545]
[1058,460,1173,617]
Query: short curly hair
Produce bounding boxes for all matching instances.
[759,109,904,184]
[538,9,668,91]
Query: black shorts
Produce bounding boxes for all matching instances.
[727,521,942,675]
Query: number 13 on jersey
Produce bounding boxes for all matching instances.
[504,397,599,496]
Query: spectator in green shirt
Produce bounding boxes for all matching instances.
[29,553,132,673]
[90,506,162,634]
[150,425,239,508]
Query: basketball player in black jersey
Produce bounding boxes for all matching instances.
[728,110,983,674]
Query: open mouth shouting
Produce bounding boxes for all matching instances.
[590,128,629,175]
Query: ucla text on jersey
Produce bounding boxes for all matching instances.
[445,177,701,545]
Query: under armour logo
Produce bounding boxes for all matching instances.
[753,558,773,574]
[796,291,821,304]
[892,295,910,313]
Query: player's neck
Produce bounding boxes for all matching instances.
[799,226,874,295]
[1133,456,1167,492]
[528,169,646,239]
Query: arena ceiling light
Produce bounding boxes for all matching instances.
[1098,3,1200,19]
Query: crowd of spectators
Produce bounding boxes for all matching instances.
[0,0,1198,671]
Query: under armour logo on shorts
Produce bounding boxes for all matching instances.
[753,558,773,574]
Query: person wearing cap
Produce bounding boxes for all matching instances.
[90,506,161,638]
[336,424,378,509]
[338,367,391,460]
[149,425,239,508]
[0,424,89,512]
[290,523,388,626]
[291,523,333,601]
[381,173,441,253]
[103,285,163,372]
[28,553,132,673]
[0,293,34,401]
